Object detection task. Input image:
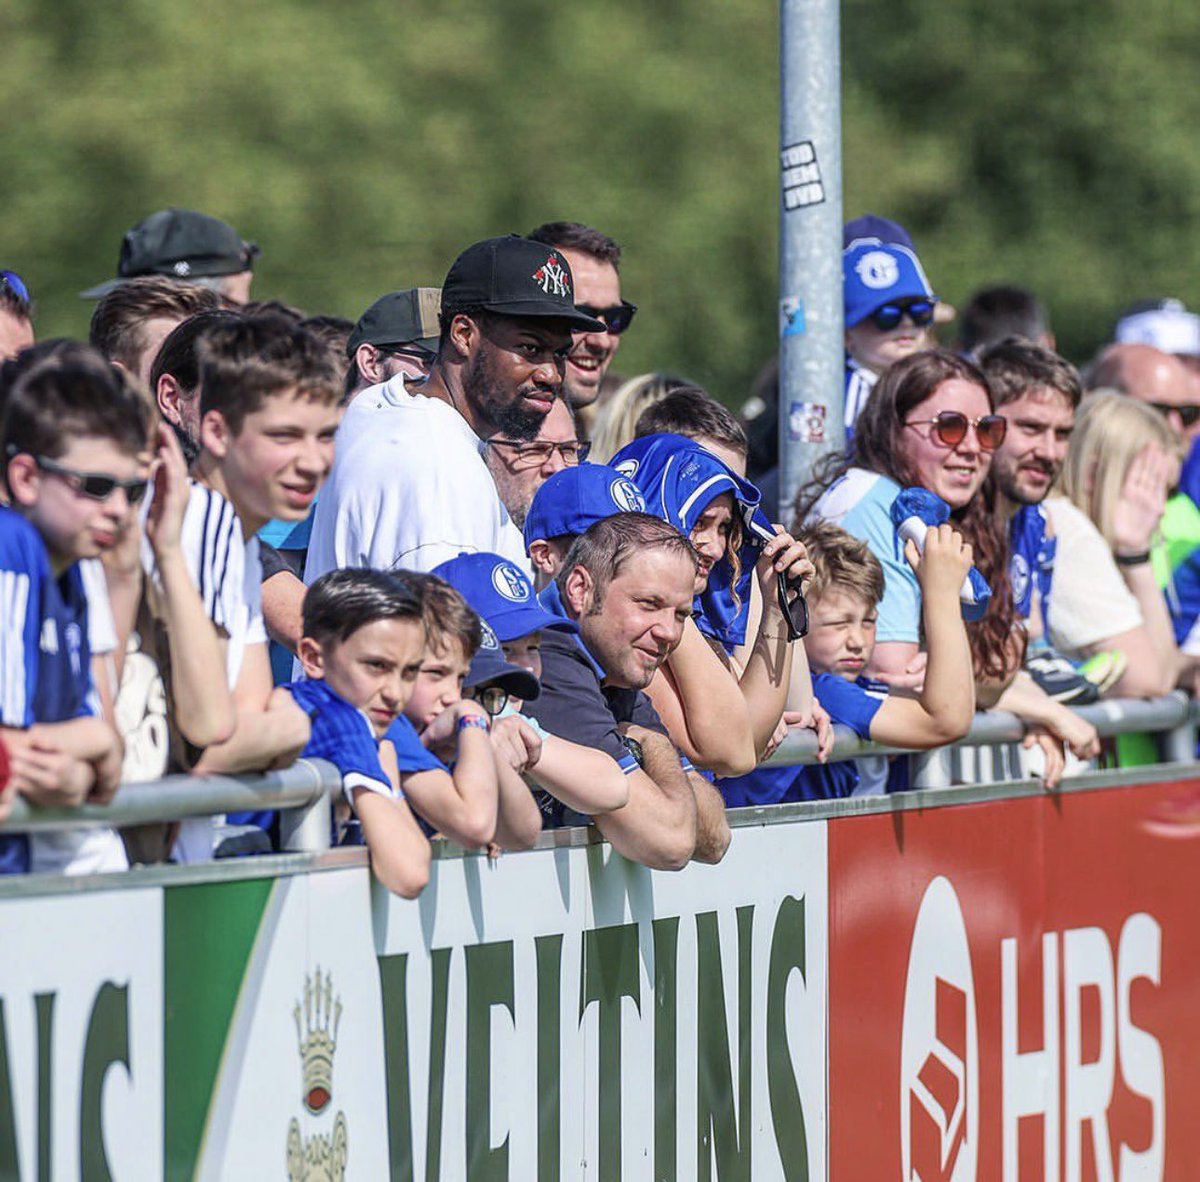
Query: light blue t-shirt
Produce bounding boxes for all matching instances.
[811,468,921,644]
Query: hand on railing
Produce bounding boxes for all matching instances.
[1021,726,1066,789]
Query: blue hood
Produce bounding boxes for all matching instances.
[609,433,775,649]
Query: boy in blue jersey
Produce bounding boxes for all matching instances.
[285,569,438,896]
[0,344,154,873]
[721,520,977,803]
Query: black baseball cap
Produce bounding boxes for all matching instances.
[81,208,260,299]
[441,234,605,331]
[346,287,442,356]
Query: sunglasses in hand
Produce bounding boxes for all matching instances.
[776,568,810,641]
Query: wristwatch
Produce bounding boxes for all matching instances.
[620,734,645,767]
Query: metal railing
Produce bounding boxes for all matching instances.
[1,695,1196,856]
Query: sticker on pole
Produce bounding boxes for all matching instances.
[780,296,806,338]
[788,401,826,444]
[781,140,825,210]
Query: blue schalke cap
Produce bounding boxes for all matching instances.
[466,619,541,701]
[843,237,936,328]
[432,552,578,642]
[522,463,646,549]
[842,213,915,251]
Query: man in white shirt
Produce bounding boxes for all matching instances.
[306,235,604,578]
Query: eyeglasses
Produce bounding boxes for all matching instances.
[35,455,149,504]
[904,411,1007,451]
[868,299,936,332]
[777,570,810,642]
[1149,402,1200,429]
[474,685,510,717]
[380,345,436,367]
[0,270,30,305]
[576,300,638,335]
[483,438,591,467]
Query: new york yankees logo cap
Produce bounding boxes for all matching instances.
[441,234,605,331]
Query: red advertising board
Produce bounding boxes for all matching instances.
[827,776,1200,1181]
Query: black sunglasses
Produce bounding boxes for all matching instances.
[1149,402,1200,428]
[777,569,810,641]
[869,299,936,332]
[35,454,149,504]
[380,344,436,366]
[576,300,637,335]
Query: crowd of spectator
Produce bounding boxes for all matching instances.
[1,204,1198,891]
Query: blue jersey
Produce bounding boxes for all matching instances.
[1009,504,1055,621]
[286,679,422,800]
[0,509,95,873]
[382,713,444,776]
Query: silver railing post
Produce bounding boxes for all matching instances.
[278,765,333,853]
[778,0,844,514]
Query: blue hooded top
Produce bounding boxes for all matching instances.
[609,433,775,651]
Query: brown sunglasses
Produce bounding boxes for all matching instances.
[904,411,1007,451]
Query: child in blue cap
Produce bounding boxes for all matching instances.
[522,463,646,589]
[843,234,939,433]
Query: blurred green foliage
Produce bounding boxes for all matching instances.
[2,0,1198,402]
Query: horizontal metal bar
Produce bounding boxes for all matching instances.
[0,695,1194,850]
[764,692,1198,768]
[4,759,1199,901]
[0,758,340,834]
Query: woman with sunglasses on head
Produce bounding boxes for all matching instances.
[842,237,940,436]
[799,349,1097,786]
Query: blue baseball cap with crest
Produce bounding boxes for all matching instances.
[432,552,578,642]
[843,237,936,328]
[522,463,646,550]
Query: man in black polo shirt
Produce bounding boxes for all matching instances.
[525,512,732,868]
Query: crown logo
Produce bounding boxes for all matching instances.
[294,968,342,1115]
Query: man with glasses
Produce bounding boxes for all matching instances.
[528,222,636,434]
[0,270,34,361]
[306,235,604,583]
[1087,342,1200,443]
[483,397,589,529]
[843,235,939,434]
[343,287,441,405]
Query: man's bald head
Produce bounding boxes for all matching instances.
[1088,343,1200,440]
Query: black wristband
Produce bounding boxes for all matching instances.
[1115,551,1151,567]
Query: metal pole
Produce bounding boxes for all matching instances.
[777,0,844,518]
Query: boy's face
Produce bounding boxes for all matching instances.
[203,389,339,531]
[803,588,878,680]
[502,632,542,682]
[300,617,426,738]
[845,317,930,377]
[404,637,472,732]
[11,436,148,570]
